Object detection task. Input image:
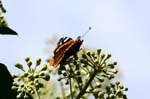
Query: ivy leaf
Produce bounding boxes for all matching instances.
[0,63,16,99]
[0,26,18,35]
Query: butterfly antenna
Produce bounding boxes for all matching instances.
[81,27,91,38]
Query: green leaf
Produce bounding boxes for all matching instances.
[0,63,17,99]
[0,26,18,35]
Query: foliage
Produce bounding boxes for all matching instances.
[0,1,18,35]
[0,63,17,99]
[11,49,128,99]
[12,57,50,99]
[55,49,128,99]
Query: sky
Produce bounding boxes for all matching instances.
[0,0,150,98]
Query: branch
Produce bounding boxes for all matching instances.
[76,70,97,99]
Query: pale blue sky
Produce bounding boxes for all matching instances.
[0,0,150,98]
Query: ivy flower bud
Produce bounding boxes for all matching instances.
[36,58,41,66]
[113,61,117,65]
[25,56,30,62]
[11,86,17,90]
[40,64,47,71]
[97,48,101,55]
[39,72,46,77]
[106,53,111,59]
[101,54,105,60]
[17,93,22,98]
[14,62,23,70]
[27,61,32,67]
[87,51,91,56]
[43,74,50,81]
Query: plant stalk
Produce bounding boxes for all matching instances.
[76,70,97,99]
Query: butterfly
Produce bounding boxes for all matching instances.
[49,27,91,67]
[49,36,83,67]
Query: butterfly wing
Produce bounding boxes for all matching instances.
[50,37,74,67]
[54,37,73,54]
[50,51,64,67]
[60,36,83,63]
[57,37,68,45]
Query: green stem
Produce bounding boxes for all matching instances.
[33,65,37,73]
[68,63,74,99]
[76,70,97,99]
[60,81,66,99]
[26,92,34,99]
[35,88,40,99]
[32,84,40,99]
[69,77,73,99]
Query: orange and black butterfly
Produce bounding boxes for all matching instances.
[49,27,91,67]
[49,36,83,67]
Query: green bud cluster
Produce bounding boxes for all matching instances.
[12,57,50,99]
[92,82,128,99]
[54,49,128,99]
[80,49,119,81]
[104,82,128,99]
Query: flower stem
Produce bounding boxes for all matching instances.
[69,77,73,99]
[60,81,66,98]
[76,70,97,99]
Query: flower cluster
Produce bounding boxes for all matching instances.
[56,49,128,99]
[10,49,128,99]
[12,57,50,99]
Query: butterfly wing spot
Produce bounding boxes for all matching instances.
[57,37,67,45]
[57,37,71,45]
